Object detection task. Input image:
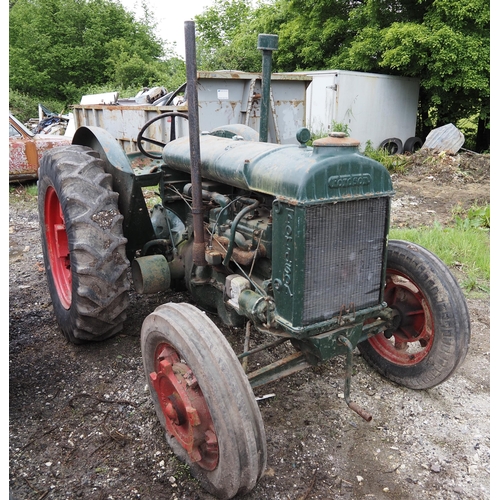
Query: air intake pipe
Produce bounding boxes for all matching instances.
[257,34,278,143]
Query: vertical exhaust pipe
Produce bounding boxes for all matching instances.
[257,34,278,143]
[184,20,207,266]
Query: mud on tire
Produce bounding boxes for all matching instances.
[38,145,130,343]
[141,303,267,500]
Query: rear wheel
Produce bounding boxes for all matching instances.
[38,145,130,343]
[141,302,267,499]
[358,240,470,389]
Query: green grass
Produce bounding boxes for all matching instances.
[389,223,490,295]
[9,181,38,199]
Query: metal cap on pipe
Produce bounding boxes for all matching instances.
[257,34,278,51]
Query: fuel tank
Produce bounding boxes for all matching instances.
[163,132,393,204]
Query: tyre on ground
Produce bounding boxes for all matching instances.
[358,240,470,389]
[38,145,130,343]
[379,137,403,155]
[403,136,423,153]
[141,302,267,500]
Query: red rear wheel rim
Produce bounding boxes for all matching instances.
[368,268,434,365]
[150,342,219,471]
[44,186,72,309]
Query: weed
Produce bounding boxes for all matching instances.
[461,274,489,294]
[363,142,410,173]
[331,120,350,135]
[452,203,490,230]
[9,181,38,200]
[307,120,350,144]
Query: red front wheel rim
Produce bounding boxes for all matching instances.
[368,268,434,365]
[44,186,72,309]
[150,342,219,471]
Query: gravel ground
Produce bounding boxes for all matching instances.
[9,150,490,500]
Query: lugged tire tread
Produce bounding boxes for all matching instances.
[38,145,130,343]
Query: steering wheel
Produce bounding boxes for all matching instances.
[137,111,189,159]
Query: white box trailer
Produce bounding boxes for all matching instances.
[302,70,421,153]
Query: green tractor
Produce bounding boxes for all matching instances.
[37,24,470,500]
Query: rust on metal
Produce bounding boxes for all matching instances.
[211,234,266,267]
[348,401,373,422]
[185,20,207,267]
[9,114,71,181]
[247,351,310,388]
[313,134,361,148]
[151,343,219,470]
[338,335,373,422]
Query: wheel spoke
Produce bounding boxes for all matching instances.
[369,267,434,365]
[394,340,407,351]
[141,135,166,148]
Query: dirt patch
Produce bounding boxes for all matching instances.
[9,150,490,500]
[390,150,490,229]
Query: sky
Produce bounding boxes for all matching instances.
[117,0,215,59]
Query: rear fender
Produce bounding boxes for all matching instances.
[72,126,155,259]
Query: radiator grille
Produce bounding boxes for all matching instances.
[302,198,388,325]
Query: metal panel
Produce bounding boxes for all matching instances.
[422,123,465,154]
[196,71,310,144]
[72,104,188,154]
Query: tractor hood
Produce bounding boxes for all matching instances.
[163,133,393,205]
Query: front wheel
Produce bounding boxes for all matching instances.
[141,303,267,499]
[38,145,130,343]
[358,240,470,389]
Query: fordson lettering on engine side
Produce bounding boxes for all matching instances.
[328,174,371,188]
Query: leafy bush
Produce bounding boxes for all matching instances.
[9,89,69,123]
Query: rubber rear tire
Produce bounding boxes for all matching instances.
[358,240,470,389]
[141,303,267,499]
[38,145,130,343]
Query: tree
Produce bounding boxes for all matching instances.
[9,0,184,104]
[331,0,489,150]
[194,0,260,71]
[194,0,489,151]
